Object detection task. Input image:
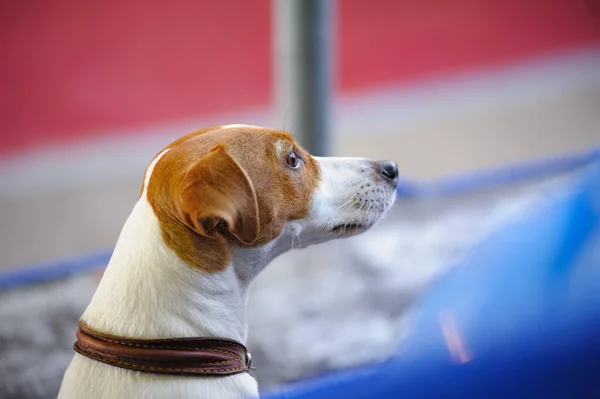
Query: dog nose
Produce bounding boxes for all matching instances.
[378,161,399,186]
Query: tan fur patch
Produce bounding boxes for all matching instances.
[145,126,320,273]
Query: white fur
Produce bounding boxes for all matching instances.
[220,124,261,130]
[58,148,396,399]
[274,140,292,159]
[298,157,396,236]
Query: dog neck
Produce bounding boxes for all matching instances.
[82,196,245,342]
[83,195,297,344]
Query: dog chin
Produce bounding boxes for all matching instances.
[328,198,394,238]
[329,222,373,238]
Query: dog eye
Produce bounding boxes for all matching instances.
[286,152,302,169]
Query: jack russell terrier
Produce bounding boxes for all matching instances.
[58,124,399,399]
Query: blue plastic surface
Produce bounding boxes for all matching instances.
[264,162,600,398]
[0,250,111,290]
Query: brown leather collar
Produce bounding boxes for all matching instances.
[74,320,252,376]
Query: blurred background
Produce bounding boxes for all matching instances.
[1,0,599,266]
[1,1,599,398]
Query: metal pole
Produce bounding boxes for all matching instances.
[273,0,335,156]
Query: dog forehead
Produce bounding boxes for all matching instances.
[184,126,293,154]
[184,128,295,173]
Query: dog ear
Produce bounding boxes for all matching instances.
[175,145,260,244]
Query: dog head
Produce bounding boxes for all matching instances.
[144,125,398,273]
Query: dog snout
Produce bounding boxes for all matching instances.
[376,160,399,187]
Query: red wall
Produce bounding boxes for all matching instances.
[1,0,599,155]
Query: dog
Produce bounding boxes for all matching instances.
[58,124,399,399]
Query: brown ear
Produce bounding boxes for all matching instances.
[175,145,260,244]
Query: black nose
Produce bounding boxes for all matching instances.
[378,161,399,185]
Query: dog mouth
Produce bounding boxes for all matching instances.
[330,223,370,236]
